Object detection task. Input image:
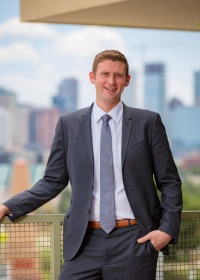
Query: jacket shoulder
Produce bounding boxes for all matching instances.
[124,105,158,120]
[61,105,92,122]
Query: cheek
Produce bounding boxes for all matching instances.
[119,83,126,91]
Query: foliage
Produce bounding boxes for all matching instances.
[181,181,200,210]
[177,166,200,210]
[34,184,71,214]
[57,184,72,214]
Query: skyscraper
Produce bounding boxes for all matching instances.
[0,107,12,150]
[52,78,78,115]
[0,88,17,150]
[194,71,200,106]
[144,64,166,117]
[14,105,32,149]
[29,108,60,150]
[122,70,137,107]
[169,106,200,152]
[0,88,16,112]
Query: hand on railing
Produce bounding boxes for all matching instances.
[0,204,10,220]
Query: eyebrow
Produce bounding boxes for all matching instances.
[100,71,125,75]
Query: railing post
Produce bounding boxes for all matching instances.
[52,216,62,280]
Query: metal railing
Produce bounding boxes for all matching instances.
[0,211,200,279]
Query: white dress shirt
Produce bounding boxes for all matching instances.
[89,101,134,221]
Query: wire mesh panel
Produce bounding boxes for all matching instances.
[0,222,52,279]
[157,213,200,279]
[1,212,200,280]
[0,215,63,280]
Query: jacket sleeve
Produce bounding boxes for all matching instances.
[151,113,182,244]
[3,117,69,221]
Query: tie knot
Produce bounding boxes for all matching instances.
[102,114,111,123]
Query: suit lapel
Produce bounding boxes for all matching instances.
[122,104,133,167]
[79,103,133,169]
[80,104,94,168]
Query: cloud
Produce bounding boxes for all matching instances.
[0,18,130,107]
[168,75,193,106]
[54,26,126,58]
[0,72,57,106]
[0,17,57,39]
[0,42,40,63]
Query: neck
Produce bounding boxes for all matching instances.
[96,100,120,113]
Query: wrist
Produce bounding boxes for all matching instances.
[2,205,11,215]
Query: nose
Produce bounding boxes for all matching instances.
[108,75,116,84]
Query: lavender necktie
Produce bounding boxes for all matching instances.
[100,114,115,233]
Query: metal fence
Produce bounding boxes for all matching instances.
[0,211,200,279]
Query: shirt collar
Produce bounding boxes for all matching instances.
[93,101,123,123]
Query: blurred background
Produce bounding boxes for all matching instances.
[0,0,200,212]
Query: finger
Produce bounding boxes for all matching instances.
[137,234,150,243]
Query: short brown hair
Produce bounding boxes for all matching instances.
[92,50,129,77]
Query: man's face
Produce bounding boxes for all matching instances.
[89,59,130,110]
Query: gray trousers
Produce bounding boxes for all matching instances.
[59,224,158,280]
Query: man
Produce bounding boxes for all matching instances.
[0,50,182,280]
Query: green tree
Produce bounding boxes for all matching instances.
[58,185,72,213]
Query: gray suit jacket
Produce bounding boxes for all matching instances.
[4,104,182,260]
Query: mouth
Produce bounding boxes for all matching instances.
[104,87,117,92]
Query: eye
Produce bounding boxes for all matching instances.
[115,74,123,78]
[102,72,109,76]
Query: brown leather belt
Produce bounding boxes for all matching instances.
[88,219,137,229]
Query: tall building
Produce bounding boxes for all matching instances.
[0,88,16,111]
[168,106,200,154]
[0,88,17,150]
[122,70,137,107]
[0,107,12,150]
[52,78,78,115]
[194,71,200,106]
[14,105,32,149]
[144,64,166,117]
[29,107,60,150]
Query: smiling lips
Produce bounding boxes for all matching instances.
[104,87,117,92]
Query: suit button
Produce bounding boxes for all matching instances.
[86,209,90,214]
[89,185,93,189]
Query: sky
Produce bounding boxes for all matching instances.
[0,0,200,109]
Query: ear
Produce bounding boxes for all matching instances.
[125,74,131,87]
[89,72,95,84]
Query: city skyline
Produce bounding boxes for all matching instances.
[0,1,200,109]
[144,63,166,115]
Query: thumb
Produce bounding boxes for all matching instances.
[137,233,151,244]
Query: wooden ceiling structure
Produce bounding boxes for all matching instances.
[20,0,200,31]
